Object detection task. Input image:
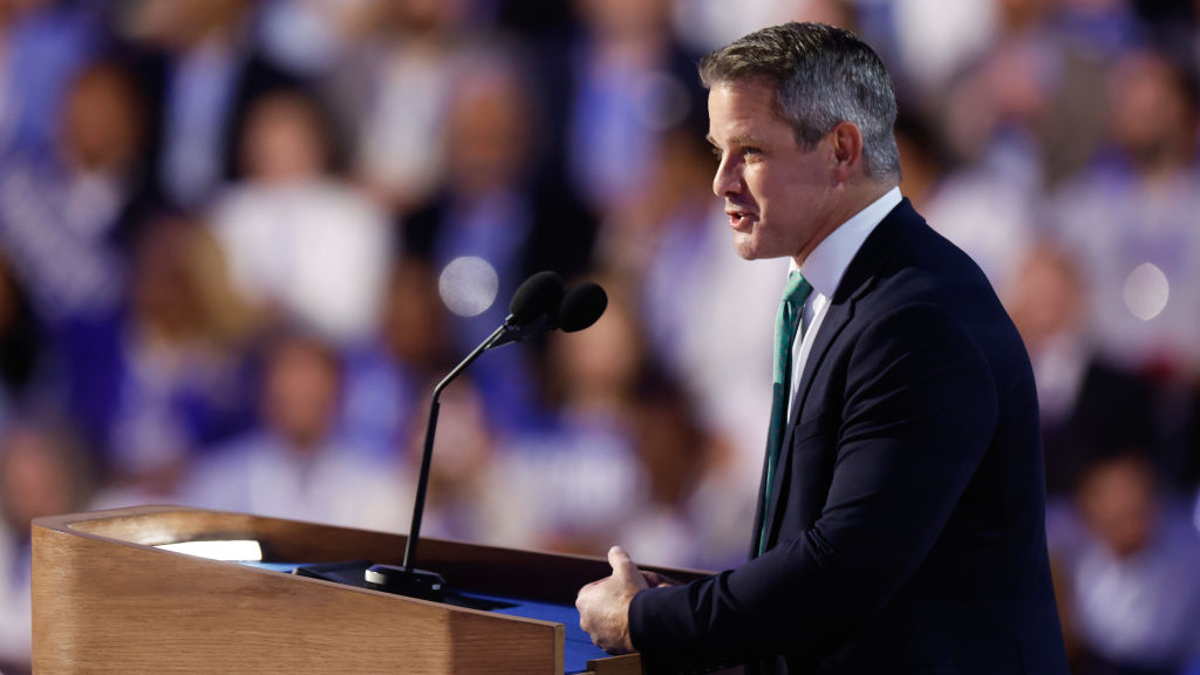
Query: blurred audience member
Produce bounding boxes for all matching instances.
[865,0,998,101]
[1054,453,1200,675]
[0,0,100,156]
[899,112,1037,301]
[596,125,707,278]
[1049,49,1200,377]
[939,0,1109,190]
[326,0,473,213]
[488,279,644,554]
[0,418,95,673]
[1009,243,1159,496]
[0,60,154,325]
[536,0,704,217]
[181,331,407,532]
[544,276,645,427]
[599,126,714,348]
[86,217,257,506]
[404,48,597,432]
[118,0,300,209]
[210,88,391,345]
[617,369,733,568]
[341,256,454,461]
[405,47,597,325]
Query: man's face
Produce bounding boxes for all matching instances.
[707,79,834,263]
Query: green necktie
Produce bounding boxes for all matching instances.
[758,270,813,556]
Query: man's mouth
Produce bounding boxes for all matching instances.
[726,208,757,231]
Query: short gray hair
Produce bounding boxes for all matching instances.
[699,22,900,180]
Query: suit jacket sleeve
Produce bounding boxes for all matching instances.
[629,301,1000,670]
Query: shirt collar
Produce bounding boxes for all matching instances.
[791,186,902,297]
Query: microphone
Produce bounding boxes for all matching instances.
[485,277,609,350]
[485,271,566,350]
[507,270,565,325]
[365,271,601,601]
[558,281,607,333]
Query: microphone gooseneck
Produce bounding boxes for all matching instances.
[367,271,578,600]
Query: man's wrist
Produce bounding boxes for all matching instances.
[625,584,655,653]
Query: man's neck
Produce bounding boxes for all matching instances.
[793,180,898,269]
[845,181,899,219]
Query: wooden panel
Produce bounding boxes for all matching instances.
[33,507,562,674]
[584,654,644,675]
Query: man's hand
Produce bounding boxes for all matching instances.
[576,546,648,654]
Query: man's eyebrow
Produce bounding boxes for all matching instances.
[706,134,766,147]
[729,134,765,146]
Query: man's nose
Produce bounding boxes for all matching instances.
[712,157,742,198]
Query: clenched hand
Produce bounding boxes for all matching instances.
[576,546,648,654]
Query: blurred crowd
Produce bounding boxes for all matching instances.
[0,0,1199,672]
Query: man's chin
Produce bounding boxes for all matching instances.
[733,234,760,261]
[734,245,792,263]
[734,239,782,262]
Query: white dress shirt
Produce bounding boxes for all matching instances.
[789,187,903,418]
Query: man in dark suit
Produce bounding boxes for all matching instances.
[576,22,1069,674]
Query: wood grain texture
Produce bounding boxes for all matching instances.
[33,506,591,674]
[583,654,644,675]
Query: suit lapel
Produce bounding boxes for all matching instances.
[761,293,857,543]
[759,199,920,549]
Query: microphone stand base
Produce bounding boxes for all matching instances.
[364,564,447,601]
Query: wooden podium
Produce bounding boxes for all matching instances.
[31,505,710,674]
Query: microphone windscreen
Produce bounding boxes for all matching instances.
[558,282,608,332]
[509,271,565,325]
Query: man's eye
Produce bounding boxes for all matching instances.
[743,147,762,156]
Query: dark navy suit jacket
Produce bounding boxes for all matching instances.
[629,200,1070,674]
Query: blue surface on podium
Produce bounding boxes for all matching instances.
[461,591,611,674]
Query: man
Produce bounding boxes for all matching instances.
[576,22,1069,674]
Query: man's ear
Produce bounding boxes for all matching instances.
[829,121,864,184]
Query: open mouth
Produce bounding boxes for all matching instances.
[727,209,756,231]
